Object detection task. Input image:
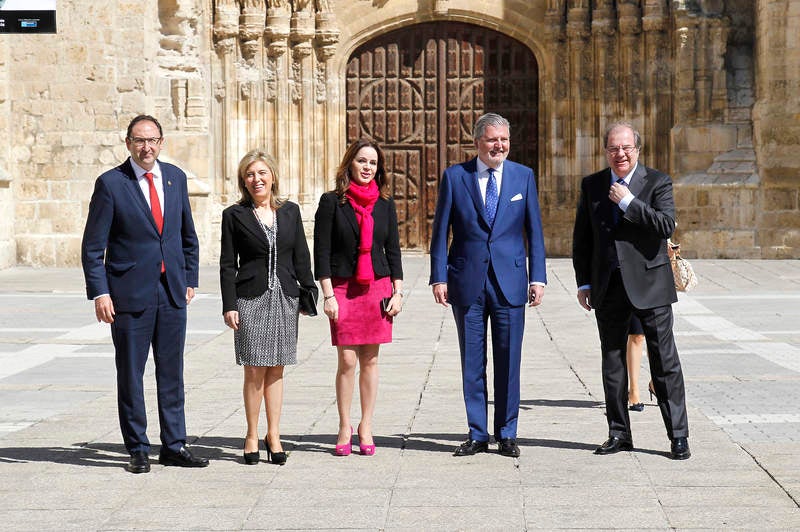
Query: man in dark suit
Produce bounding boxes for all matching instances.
[81,115,208,473]
[430,113,547,458]
[572,121,690,460]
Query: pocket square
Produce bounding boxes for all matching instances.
[510,193,523,202]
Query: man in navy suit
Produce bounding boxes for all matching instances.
[572,121,690,460]
[81,115,208,473]
[430,113,547,458]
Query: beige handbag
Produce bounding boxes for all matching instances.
[667,239,698,292]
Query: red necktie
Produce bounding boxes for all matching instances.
[144,172,165,272]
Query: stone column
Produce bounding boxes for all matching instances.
[315,0,340,206]
[591,0,617,152]
[213,0,241,201]
[618,1,643,120]
[642,0,671,173]
[290,3,316,203]
[753,0,800,255]
[567,3,591,177]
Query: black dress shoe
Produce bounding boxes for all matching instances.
[629,403,645,412]
[127,451,150,474]
[159,446,209,467]
[595,436,633,455]
[670,437,691,460]
[453,439,488,456]
[498,438,520,457]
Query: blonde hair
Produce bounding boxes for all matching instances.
[236,150,284,209]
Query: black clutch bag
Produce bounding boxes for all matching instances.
[299,286,318,316]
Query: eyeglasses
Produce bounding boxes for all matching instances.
[129,137,162,148]
[605,145,637,155]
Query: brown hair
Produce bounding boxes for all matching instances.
[236,149,284,209]
[126,115,163,139]
[332,138,391,202]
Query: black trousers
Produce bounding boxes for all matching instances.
[594,270,688,441]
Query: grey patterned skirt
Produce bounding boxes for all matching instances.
[234,282,299,367]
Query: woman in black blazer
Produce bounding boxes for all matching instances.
[314,138,403,456]
[220,150,318,465]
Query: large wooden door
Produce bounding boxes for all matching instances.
[346,22,539,249]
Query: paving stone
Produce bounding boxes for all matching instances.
[0,257,798,530]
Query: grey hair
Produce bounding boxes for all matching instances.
[603,121,642,149]
[473,113,511,140]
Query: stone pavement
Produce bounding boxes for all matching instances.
[0,255,798,530]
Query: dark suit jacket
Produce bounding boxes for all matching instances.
[81,158,199,311]
[313,191,403,281]
[220,201,317,314]
[572,163,678,309]
[428,158,546,307]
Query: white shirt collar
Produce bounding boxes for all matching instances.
[476,158,503,177]
[611,162,637,184]
[130,159,162,180]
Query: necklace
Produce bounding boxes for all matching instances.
[251,205,277,290]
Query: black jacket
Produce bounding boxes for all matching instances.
[572,163,678,309]
[313,191,403,280]
[220,201,317,313]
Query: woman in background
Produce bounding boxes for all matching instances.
[626,316,647,411]
[313,138,403,456]
[220,150,317,465]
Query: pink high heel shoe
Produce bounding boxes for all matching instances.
[358,425,376,456]
[335,426,353,456]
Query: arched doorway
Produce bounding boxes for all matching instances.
[346,22,539,249]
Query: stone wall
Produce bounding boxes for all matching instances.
[0,0,798,267]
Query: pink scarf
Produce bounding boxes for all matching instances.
[346,180,380,285]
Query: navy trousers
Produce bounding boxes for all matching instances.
[111,276,187,454]
[452,267,525,442]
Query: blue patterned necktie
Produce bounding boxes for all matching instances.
[485,168,498,225]
[613,177,627,224]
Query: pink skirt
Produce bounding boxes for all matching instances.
[329,275,393,346]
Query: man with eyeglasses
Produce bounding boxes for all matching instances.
[572,121,690,460]
[81,115,208,473]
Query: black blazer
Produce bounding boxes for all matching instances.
[313,191,403,281]
[572,163,678,309]
[220,201,317,313]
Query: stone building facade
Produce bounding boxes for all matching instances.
[0,0,798,268]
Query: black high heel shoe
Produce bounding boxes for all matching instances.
[243,450,260,465]
[648,381,657,402]
[264,436,287,465]
[243,437,260,465]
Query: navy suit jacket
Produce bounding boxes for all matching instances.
[429,158,547,307]
[81,158,199,312]
[572,163,677,309]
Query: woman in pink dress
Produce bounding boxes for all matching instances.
[313,138,404,456]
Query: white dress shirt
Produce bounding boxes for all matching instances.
[476,159,503,204]
[130,160,165,213]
